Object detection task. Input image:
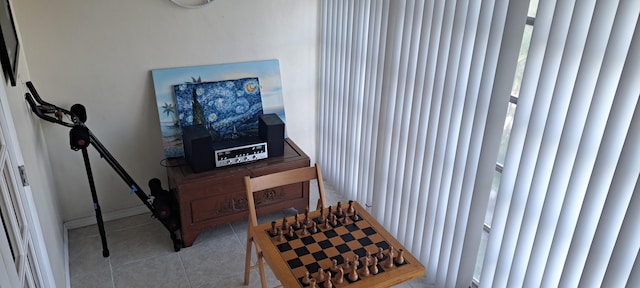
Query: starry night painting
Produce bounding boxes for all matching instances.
[173,78,264,142]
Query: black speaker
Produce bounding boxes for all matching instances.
[182,125,214,173]
[259,114,285,157]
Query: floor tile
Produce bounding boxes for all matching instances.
[68,224,102,242]
[106,221,175,266]
[103,212,157,232]
[70,267,114,288]
[179,235,246,288]
[112,253,189,288]
[67,212,158,242]
[67,234,111,277]
[190,224,234,246]
[408,274,432,288]
[193,269,279,288]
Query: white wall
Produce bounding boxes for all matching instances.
[14,0,321,221]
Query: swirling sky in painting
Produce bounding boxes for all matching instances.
[173,78,263,142]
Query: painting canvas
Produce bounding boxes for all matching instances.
[174,78,263,142]
[152,59,285,158]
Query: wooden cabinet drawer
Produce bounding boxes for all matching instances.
[190,183,302,223]
[179,173,245,199]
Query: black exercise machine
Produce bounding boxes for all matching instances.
[24,81,182,256]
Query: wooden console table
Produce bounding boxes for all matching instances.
[166,138,310,247]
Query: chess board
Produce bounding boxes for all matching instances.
[253,201,425,287]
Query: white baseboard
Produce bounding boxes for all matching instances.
[63,225,70,288]
[63,205,150,230]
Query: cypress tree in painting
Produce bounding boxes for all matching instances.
[191,87,205,125]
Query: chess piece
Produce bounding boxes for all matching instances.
[323,271,333,288]
[277,228,285,242]
[352,209,359,221]
[377,247,385,260]
[323,218,330,229]
[361,254,370,267]
[328,205,332,218]
[365,251,373,265]
[318,206,325,223]
[348,263,359,281]
[336,202,343,217]
[385,247,396,269]
[353,255,360,269]
[293,214,301,229]
[304,207,312,226]
[396,248,405,265]
[317,267,325,282]
[331,215,338,226]
[341,214,349,224]
[270,221,278,236]
[301,224,309,236]
[288,226,295,238]
[347,200,355,214]
[330,259,339,272]
[311,221,318,233]
[343,259,351,273]
[335,267,344,284]
[309,278,318,288]
[371,257,379,275]
[281,216,289,232]
[360,258,370,277]
[302,271,311,285]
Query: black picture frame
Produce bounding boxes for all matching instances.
[0,0,18,86]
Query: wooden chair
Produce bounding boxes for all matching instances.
[243,163,327,288]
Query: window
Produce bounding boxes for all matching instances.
[473,0,539,285]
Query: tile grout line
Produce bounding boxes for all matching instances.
[108,257,115,288]
[177,252,193,288]
[230,222,243,243]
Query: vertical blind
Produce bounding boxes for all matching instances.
[482,0,640,287]
[319,0,640,287]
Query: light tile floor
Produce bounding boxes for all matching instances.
[68,181,429,287]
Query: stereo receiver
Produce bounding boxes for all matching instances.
[213,137,268,167]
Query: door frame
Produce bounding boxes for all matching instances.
[0,81,55,286]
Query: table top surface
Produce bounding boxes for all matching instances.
[167,138,309,181]
[251,201,425,288]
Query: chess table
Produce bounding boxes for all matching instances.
[252,201,425,287]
